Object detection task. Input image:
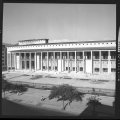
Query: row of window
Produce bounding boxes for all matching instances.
[94,68,116,72]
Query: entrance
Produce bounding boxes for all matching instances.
[85,52,92,74]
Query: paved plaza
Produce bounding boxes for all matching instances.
[3,70,115,90]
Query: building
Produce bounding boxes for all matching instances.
[2,43,13,71]
[7,39,116,74]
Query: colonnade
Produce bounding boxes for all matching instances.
[7,50,116,74]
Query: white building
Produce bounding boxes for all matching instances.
[7,39,116,74]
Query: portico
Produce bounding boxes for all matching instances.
[7,39,116,75]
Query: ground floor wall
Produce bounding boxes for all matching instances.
[7,50,116,74]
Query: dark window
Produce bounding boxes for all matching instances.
[31,61,35,69]
[111,51,116,59]
[49,66,51,70]
[55,67,57,70]
[22,61,25,69]
[80,67,83,71]
[103,68,108,72]
[66,67,68,71]
[73,67,75,71]
[26,61,29,69]
[102,52,108,59]
[95,68,99,72]
[43,66,45,70]
[111,68,116,72]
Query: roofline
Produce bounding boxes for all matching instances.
[18,39,49,42]
[8,40,116,47]
[10,47,116,53]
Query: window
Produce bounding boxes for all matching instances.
[66,67,68,71]
[55,67,58,70]
[103,68,108,72]
[102,51,108,59]
[111,51,116,59]
[111,68,116,72]
[94,52,99,59]
[49,66,51,70]
[73,67,75,71]
[95,68,99,72]
[80,67,83,71]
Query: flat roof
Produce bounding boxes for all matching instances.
[10,40,116,47]
[10,47,116,53]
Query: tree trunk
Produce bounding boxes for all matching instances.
[62,100,65,110]
[64,102,69,110]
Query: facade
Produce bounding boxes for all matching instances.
[7,39,116,74]
[2,44,7,71]
[2,43,12,71]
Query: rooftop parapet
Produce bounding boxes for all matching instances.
[18,39,49,45]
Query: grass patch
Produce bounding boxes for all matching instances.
[31,75,43,80]
[98,80,109,82]
[62,76,72,79]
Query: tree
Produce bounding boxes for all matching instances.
[48,84,84,110]
[87,88,102,116]
[2,74,28,97]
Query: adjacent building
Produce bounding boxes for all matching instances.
[7,39,116,74]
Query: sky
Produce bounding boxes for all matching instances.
[3,3,116,44]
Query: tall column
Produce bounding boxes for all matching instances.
[47,52,49,71]
[108,50,111,73]
[75,51,76,73]
[7,53,8,71]
[83,51,85,73]
[10,52,12,70]
[91,51,93,74]
[67,51,69,72]
[53,52,55,71]
[60,51,62,72]
[41,52,42,71]
[99,51,102,74]
[19,53,21,70]
[24,53,26,70]
[29,53,31,70]
[35,52,37,71]
[14,53,16,70]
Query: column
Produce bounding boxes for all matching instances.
[19,53,21,70]
[53,52,55,71]
[75,51,76,73]
[14,53,16,70]
[108,50,111,73]
[41,52,42,71]
[24,53,26,70]
[83,51,85,73]
[67,51,69,72]
[91,51,93,74]
[47,52,49,71]
[35,52,37,71]
[60,51,62,72]
[10,52,12,70]
[29,53,31,70]
[7,53,8,71]
[99,51,102,74]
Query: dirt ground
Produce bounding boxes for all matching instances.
[2,87,115,116]
[2,71,115,117]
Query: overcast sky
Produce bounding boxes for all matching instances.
[3,3,116,44]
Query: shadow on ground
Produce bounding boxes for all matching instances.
[79,104,116,119]
[1,98,75,117]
